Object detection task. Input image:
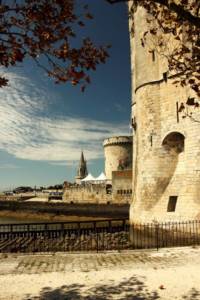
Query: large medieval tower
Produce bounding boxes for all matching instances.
[129,5,200,223]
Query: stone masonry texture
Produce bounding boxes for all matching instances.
[129,5,200,223]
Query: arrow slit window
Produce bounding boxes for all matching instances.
[167,196,178,212]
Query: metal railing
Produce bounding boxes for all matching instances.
[131,220,200,250]
[0,219,200,253]
[0,219,130,253]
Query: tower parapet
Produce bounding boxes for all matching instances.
[103,136,132,147]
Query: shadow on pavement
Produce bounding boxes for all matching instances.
[182,288,200,300]
[24,276,160,300]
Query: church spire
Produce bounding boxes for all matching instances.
[79,151,85,168]
[75,151,88,184]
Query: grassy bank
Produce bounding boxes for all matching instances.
[0,200,129,222]
[0,210,109,222]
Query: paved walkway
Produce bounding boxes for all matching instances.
[0,247,200,299]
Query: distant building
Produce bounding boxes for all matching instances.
[63,137,133,205]
[75,151,88,184]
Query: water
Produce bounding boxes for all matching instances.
[0,215,106,224]
[0,216,47,224]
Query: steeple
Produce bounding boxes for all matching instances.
[75,151,88,184]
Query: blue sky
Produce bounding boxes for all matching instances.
[0,0,131,190]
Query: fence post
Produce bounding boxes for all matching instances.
[109,220,111,232]
[77,222,81,251]
[156,223,159,251]
[96,227,99,253]
[123,219,125,230]
[94,221,99,253]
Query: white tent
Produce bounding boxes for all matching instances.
[95,172,107,181]
[81,173,96,182]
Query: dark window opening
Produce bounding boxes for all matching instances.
[132,117,137,131]
[117,189,133,195]
[167,196,178,212]
[152,50,155,61]
[162,132,185,153]
[163,72,168,82]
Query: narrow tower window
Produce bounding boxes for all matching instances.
[149,50,155,62]
[163,72,168,82]
[167,196,178,212]
[152,50,155,61]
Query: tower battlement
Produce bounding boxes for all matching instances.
[103,136,132,147]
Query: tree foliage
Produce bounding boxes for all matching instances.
[108,0,200,104]
[0,0,110,90]
[1,0,199,106]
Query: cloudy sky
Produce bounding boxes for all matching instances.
[0,1,131,190]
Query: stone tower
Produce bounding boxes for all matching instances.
[103,136,132,181]
[75,151,88,184]
[129,5,200,223]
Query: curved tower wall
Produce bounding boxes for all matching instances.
[103,136,133,181]
[129,6,200,223]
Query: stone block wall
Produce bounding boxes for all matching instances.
[63,184,111,204]
[112,170,132,204]
[63,170,133,205]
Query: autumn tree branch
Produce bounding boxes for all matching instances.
[107,0,200,28]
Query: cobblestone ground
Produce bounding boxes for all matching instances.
[0,247,200,299]
[0,247,198,275]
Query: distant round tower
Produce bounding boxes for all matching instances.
[129,4,200,223]
[103,136,133,181]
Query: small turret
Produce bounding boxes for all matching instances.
[75,151,88,184]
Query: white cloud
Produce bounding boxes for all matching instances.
[0,72,129,163]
